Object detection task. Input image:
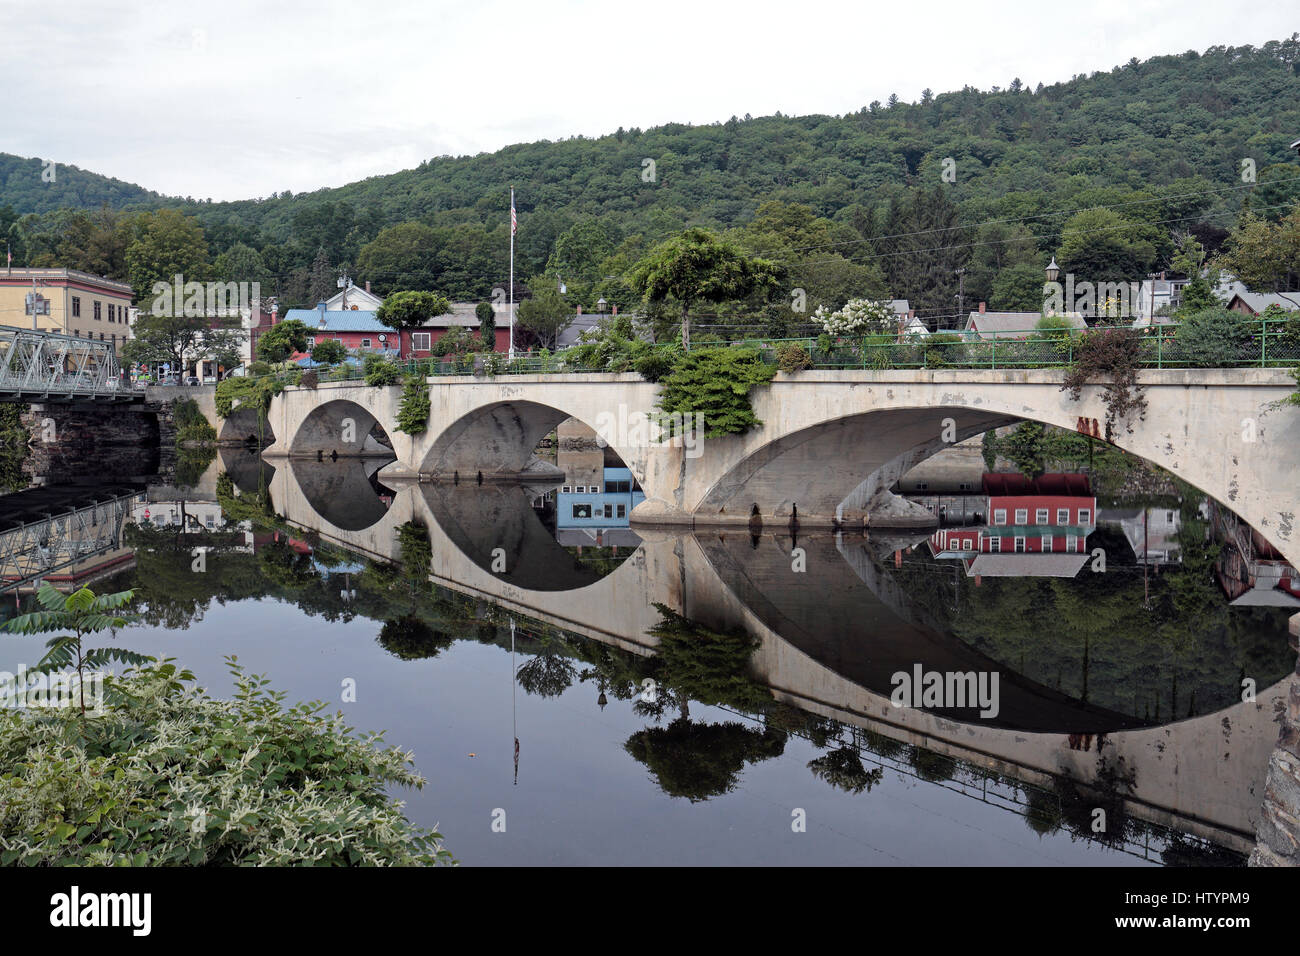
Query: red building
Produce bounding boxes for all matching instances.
[284,305,512,359]
[929,473,1096,577]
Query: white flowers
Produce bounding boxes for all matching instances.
[814,298,896,335]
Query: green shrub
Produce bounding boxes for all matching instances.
[0,658,455,866]
[247,361,272,377]
[656,347,777,437]
[1062,326,1148,438]
[632,346,679,382]
[215,376,285,418]
[396,377,430,434]
[363,355,403,386]
[1166,307,1256,367]
[920,332,966,367]
[776,343,812,373]
[173,399,216,445]
[310,340,347,366]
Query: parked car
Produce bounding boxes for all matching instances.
[186,376,201,386]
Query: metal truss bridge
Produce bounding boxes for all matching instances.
[0,326,132,402]
[0,485,140,593]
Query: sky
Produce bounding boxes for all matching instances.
[2,0,1297,201]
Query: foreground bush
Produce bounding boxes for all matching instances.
[0,659,454,866]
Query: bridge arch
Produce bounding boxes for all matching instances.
[696,406,1014,523]
[218,405,275,446]
[289,398,395,460]
[418,398,642,482]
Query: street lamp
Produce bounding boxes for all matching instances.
[1046,257,1060,283]
[597,297,607,316]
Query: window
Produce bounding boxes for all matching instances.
[964,538,975,551]
[1014,508,1028,525]
[958,482,973,492]
[1035,508,1049,524]
[1166,511,1175,523]
[72,296,80,317]
[361,338,371,348]
[993,509,1007,525]
[1078,508,1091,525]
[616,504,626,518]
[1014,536,1026,553]
[561,486,571,494]
[606,479,630,493]
[603,504,613,519]
[94,301,102,321]
[1056,508,1069,524]
[572,503,592,519]
[412,332,431,351]
[1041,535,1053,552]
[989,537,1001,552]
[307,337,315,348]
[1066,535,1078,553]
[575,486,585,494]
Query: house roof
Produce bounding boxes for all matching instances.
[964,553,1090,577]
[324,285,384,310]
[965,311,1087,339]
[284,308,392,332]
[983,472,1093,496]
[1226,292,1300,314]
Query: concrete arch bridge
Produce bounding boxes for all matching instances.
[255,367,1300,566]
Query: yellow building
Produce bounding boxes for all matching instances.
[0,267,134,353]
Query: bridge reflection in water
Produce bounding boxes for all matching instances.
[234,456,1293,860]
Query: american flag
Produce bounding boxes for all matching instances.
[510,196,517,236]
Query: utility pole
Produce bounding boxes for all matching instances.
[954,267,966,332]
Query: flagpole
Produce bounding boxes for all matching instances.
[508,187,515,361]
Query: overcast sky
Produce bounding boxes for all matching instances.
[3,0,1296,201]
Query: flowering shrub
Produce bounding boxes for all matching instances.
[0,658,455,866]
[813,298,895,336]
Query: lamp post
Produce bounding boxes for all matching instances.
[1046,257,1059,283]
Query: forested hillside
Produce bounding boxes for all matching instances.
[4,36,1300,331]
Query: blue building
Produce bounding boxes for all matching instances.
[556,467,645,529]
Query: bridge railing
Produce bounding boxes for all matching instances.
[0,325,124,399]
[740,316,1300,371]
[243,316,1300,386]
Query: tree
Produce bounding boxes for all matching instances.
[1215,209,1300,291]
[516,283,572,349]
[124,209,210,302]
[629,227,779,350]
[256,319,310,363]
[310,339,347,365]
[307,247,335,305]
[991,262,1050,311]
[214,241,272,288]
[123,313,242,376]
[356,222,443,296]
[476,301,496,345]
[1056,208,1160,284]
[2,583,143,716]
[376,290,451,330]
